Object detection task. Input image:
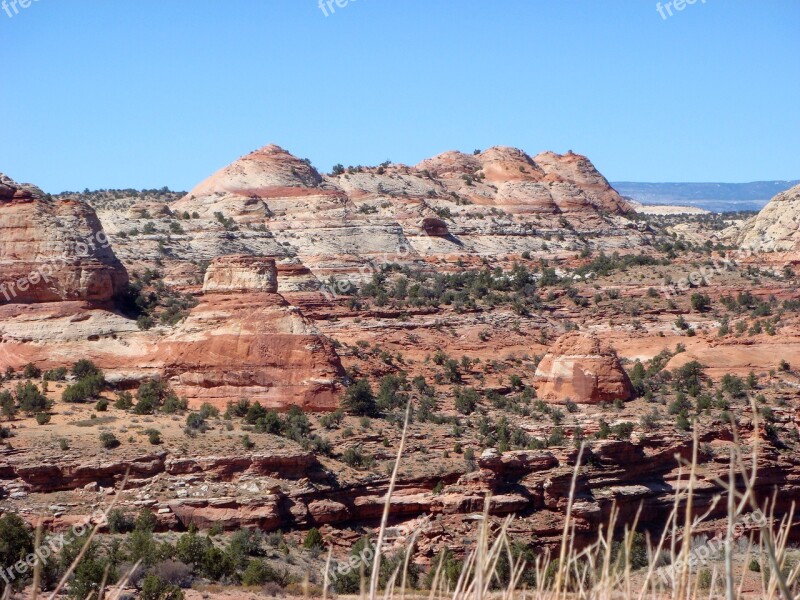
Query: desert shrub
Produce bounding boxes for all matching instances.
[691,293,711,312]
[721,374,746,398]
[611,422,635,440]
[62,373,104,403]
[672,361,705,396]
[424,548,464,590]
[241,560,275,586]
[140,574,184,600]
[341,446,371,468]
[72,359,101,379]
[676,412,692,431]
[145,428,162,445]
[226,398,251,418]
[320,409,344,429]
[115,391,134,410]
[43,366,68,381]
[135,509,158,533]
[342,379,378,416]
[96,398,109,412]
[454,387,479,415]
[150,560,192,588]
[107,509,135,534]
[100,431,120,449]
[303,527,324,550]
[16,381,49,415]
[134,379,182,415]
[198,402,219,419]
[35,412,51,425]
[227,528,265,568]
[0,390,16,420]
[22,363,41,379]
[59,533,114,600]
[0,513,33,592]
[185,412,207,432]
[376,374,409,411]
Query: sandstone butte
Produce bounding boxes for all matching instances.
[0,173,129,303]
[534,332,634,404]
[0,174,343,410]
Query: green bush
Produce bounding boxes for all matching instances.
[140,574,184,600]
[134,379,182,415]
[115,391,134,410]
[22,363,41,379]
[43,366,68,381]
[454,387,479,415]
[303,527,324,550]
[107,509,134,534]
[342,380,378,416]
[16,381,49,415]
[100,432,120,449]
[62,373,104,403]
[72,359,101,380]
[35,412,51,425]
[0,513,33,592]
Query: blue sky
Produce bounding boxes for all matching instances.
[0,0,797,192]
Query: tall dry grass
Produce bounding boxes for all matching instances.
[337,401,798,600]
[8,404,797,600]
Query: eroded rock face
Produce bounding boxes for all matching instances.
[162,254,343,410]
[161,144,642,284]
[0,173,129,304]
[734,184,800,253]
[534,332,633,404]
[203,255,278,294]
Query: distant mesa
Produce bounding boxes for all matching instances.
[534,332,633,404]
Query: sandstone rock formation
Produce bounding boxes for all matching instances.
[162,254,343,410]
[203,255,278,294]
[534,332,633,404]
[0,173,129,304]
[149,144,645,288]
[732,184,800,253]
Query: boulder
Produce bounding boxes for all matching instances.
[534,332,633,404]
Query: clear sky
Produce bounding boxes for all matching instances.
[0,0,797,192]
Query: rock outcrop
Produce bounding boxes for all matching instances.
[157,144,644,286]
[534,332,633,404]
[202,255,278,294]
[0,173,129,304]
[162,254,343,410]
[732,184,800,253]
